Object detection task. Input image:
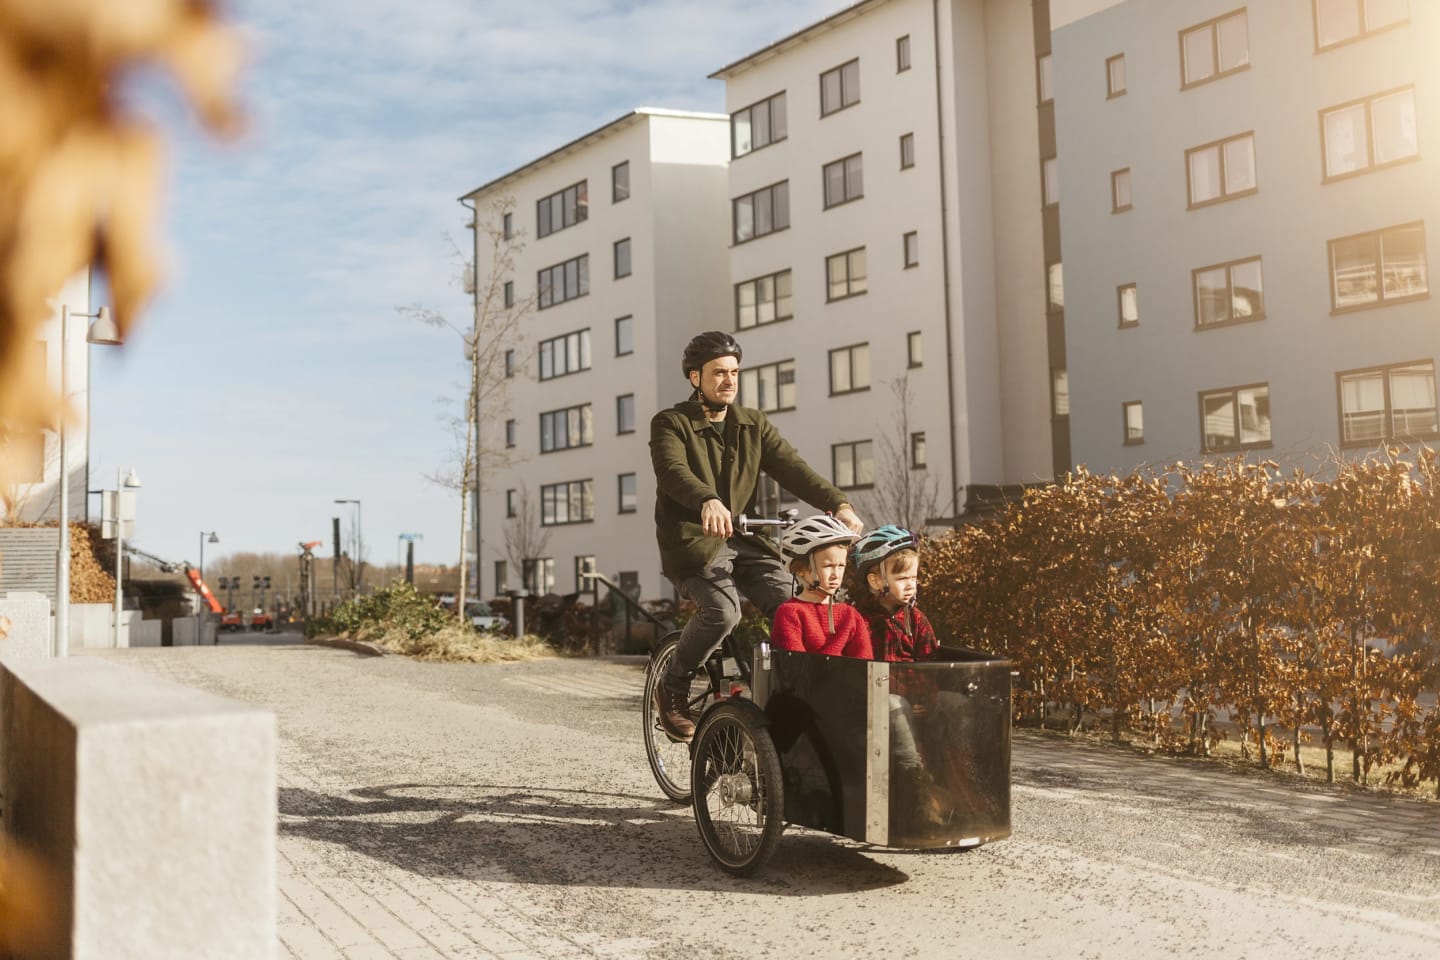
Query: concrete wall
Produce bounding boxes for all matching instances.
[0,592,51,658]
[0,655,276,959]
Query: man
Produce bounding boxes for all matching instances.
[650,331,864,739]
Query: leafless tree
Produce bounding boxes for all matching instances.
[857,374,941,534]
[504,488,550,593]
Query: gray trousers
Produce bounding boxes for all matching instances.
[665,535,792,684]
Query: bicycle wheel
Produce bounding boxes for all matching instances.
[691,700,785,877]
[643,633,709,803]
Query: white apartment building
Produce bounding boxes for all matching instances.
[460,109,731,601]
[1051,0,1440,473]
[711,0,1057,525]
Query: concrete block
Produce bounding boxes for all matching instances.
[0,656,276,960]
[68,604,114,650]
[0,592,52,658]
[128,618,163,647]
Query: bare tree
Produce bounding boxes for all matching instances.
[401,196,534,619]
[858,374,941,534]
[504,488,550,593]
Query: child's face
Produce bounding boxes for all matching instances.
[807,544,850,595]
[868,554,919,606]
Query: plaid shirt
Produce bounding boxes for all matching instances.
[854,597,939,663]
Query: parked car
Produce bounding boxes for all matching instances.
[465,600,509,633]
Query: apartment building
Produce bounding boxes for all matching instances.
[711,0,1056,526]
[1051,0,1439,473]
[460,109,731,601]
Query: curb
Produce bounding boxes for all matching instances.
[305,636,387,657]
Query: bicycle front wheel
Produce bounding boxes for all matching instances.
[691,700,785,877]
[642,634,708,803]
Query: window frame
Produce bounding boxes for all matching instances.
[1319,85,1419,183]
[538,403,594,454]
[910,431,927,469]
[831,439,875,490]
[897,35,911,72]
[734,268,794,330]
[502,212,513,240]
[1106,53,1127,98]
[506,489,517,519]
[907,331,923,368]
[739,358,797,413]
[616,393,636,435]
[1192,255,1265,330]
[522,557,556,594]
[505,418,517,448]
[1327,220,1429,314]
[537,254,590,310]
[819,58,861,117]
[613,237,632,279]
[618,472,638,514]
[731,91,788,159]
[1037,53,1053,105]
[1185,131,1258,209]
[1313,0,1411,53]
[1041,156,1059,207]
[1052,368,1070,418]
[1111,167,1133,213]
[822,152,865,209]
[504,349,515,378]
[1179,8,1251,90]
[900,132,916,170]
[732,180,790,245]
[903,230,919,268]
[614,315,633,356]
[1334,357,1438,447]
[826,246,868,302]
[1123,401,1145,445]
[1047,261,1064,313]
[539,479,595,527]
[537,328,592,381]
[535,180,588,239]
[503,280,514,308]
[1118,282,1140,328]
[828,342,871,397]
[1199,382,1273,453]
[612,161,630,203]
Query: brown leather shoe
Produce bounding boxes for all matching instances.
[655,678,695,742]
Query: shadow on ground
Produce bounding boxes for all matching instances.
[279,783,908,894]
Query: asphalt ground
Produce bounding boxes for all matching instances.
[95,636,1440,960]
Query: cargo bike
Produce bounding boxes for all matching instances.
[641,515,1013,876]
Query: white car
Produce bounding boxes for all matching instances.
[465,600,509,633]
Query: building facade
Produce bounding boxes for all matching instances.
[461,110,732,601]
[1052,0,1439,473]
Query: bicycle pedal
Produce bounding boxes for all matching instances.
[729,684,745,698]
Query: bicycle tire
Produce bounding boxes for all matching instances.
[691,700,785,877]
[642,634,709,803]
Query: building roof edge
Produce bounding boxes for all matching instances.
[708,0,891,80]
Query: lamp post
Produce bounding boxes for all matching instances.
[54,302,121,657]
[109,466,141,648]
[334,499,363,595]
[199,531,219,580]
[399,532,423,586]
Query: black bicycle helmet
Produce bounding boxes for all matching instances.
[681,331,742,380]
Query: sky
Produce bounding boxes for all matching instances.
[89,0,839,571]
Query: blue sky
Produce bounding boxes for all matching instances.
[90,0,837,570]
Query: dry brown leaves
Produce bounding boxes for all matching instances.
[0,0,244,479]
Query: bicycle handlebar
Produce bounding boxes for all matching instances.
[735,508,800,536]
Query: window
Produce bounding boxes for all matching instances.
[1329,221,1428,312]
[739,359,796,413]
[735,269,793,329]
[1106,53,1127,97]
[829,342,871,395]
[495,560,508,595]
[823,153,864,208]
[506,489,517,519]
[1193,256,1264,328]
[903,231,919,268]
[1111,168,1132,212]
[907,331,923,368]
[1322,87,1418,181]
[900,132,915,170]
[502,212,514,240]
[827,247,868,301]
[733,181,790,244]
[538,329,591,380]
[540,479,594,526]
[1037,54,1053,104]
[615,315,633,356]
[539,403,593,453]
[1315,0,1409,51]
[503,280,514,308]
[504,349,515,378]
[1118,283,1139,328]
[1123,401,1144,445]
[1200,383,1272,452]
[1042,156,1059,207]
[1052,369,1069,417]
[618,472,637,513]
[614,237,632,279]
[732,91,788,158]
[616,394,635,434]
[1181,9,1250,88]
[820,59,860,116]
[1338,359,1437,445]
[536,181,587,238]
[897,35,911,72]
[537,254,589,309]
[612,161,630,202]
[832,440,874,489]
[522,557,556,594]
[575,556,596,593]
[1047,261,1064,312]
[910,431,927,469]
[505,419,517,448]
[1186,132,1257,208]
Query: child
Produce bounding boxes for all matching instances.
[849,525,938,664]
[770,514,872,659]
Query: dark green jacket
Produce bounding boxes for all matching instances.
[650,400,849,581]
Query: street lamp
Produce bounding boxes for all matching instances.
[110,466,141,648]
[398,532,423,585]
[199,530,219,580]
[334,499,363,595]
[54,302,121,657]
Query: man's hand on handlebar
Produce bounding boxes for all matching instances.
[835,503,864,534]
[700,498,734,539]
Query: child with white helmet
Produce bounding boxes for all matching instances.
[770,514,872,658]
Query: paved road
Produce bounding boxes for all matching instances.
[98,637,1440,960]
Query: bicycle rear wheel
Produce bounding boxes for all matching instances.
[642,633,711,803]
[691,700,785,877]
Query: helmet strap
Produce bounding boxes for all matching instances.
[691,381,728,415]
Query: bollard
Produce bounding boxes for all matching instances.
[510,588,529,638]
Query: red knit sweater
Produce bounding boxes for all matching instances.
[771,598,873,659]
